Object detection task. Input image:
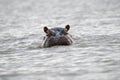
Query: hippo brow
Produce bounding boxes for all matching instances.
[51,27,64,31]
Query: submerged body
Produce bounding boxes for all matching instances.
[42,25,73,47]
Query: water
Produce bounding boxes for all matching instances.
[0,0,120,80]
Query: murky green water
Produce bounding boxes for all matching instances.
[0,0,120,80]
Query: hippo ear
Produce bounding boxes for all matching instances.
[44,26,49,33]
[65,24,70,31]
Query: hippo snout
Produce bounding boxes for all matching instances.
[42,24,73,47]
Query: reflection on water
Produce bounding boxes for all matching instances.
[0,0,120,80]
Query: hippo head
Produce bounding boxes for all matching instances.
[42,25,73,47]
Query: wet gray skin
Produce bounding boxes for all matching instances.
[42,25,73,47]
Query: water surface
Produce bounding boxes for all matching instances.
[0,0,120,80]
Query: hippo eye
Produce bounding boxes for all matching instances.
[47,30,56,36]
[62,30,68,35]
[51,32,56,36]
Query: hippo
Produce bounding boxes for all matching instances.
[42,24,73,47]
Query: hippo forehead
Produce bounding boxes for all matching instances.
[51,27,64,32]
